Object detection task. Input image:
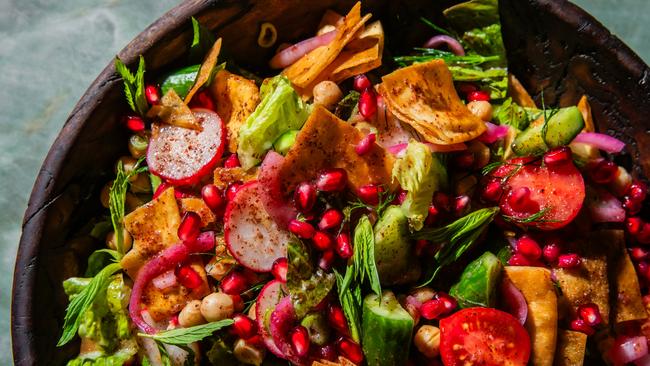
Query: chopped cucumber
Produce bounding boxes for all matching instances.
[512,106,584,156]
[273,129,299,155]
[373,206,420,285]
[159,64,200,99]
[449,251,503,308]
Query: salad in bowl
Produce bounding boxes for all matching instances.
[56,1,650,365]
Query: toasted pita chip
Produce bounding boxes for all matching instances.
[179,197,216,228]
[508,73,536,108]
[147,89,200,130]
[184,37,222,104]
[284,2,370,88]
[378,59,486,145]
[213,167,258,190]
[278,105,395,193]
[210,70,260,152]
[577,95,595,132]
[554,330,587,366]
[329,20,384,81]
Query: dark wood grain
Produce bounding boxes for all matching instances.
[12,0,649,364]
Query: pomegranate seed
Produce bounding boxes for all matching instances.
[425,204,440,226]
[467,90,490,102]
[289,219,316,239]
[543,146,572,166]
[201,184,225,212]
[481,180,503,202]
[508,253,532,266]
[231,294,245,312]
[319,250,336,271]
[316,169,347,192]
[145,85,160,105]
[638,223,650,245]
[570,318,595,336]
[433,192,451,212]
[174,187,195,199]
[337,338,364,364]
[415,239,430,256]
[357,184,384,206]
[335,232,353,259]
[453,195,470,217]
[542,243,561,263]
[328,304,349,333]
[178,212,201,242]
[630,247,648,262]
[590,160,618,184]
[123,115,145,132]
[188,90,215,110]
[637,262,650,279]
[313,344,338,361]
[226,183,242,201]
[318,209,344,231]
[627,217,643,235]
[420,296,456,320]
[623,195,642,215]
[247,335,264,348]
[516,236,542,260]
[290,326,311,357]
[396,190,408,204]
[224,154,240,168]
[271,257,288,282]
[232,314,258,339]
[557,253,581,268]
[453,152,475,169]
[153,182,170,199]
[628,181,648,203]
[355,133,376,155]
[359,88,377,120]
[313,231,334,251]
[577,303,602,327]
[507,187,539,213]
[294,181,318,212]
[220,271,248,295]
[175,265,203,289]
[353,74,372,92]
[457,82,478,95]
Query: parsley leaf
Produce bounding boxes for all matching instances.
[115,56,148,116]
[420,17,452,36]
[334,269,362,342]
[139,320,234,345]
[109,157,146,256]
[85,248,120,277]
[57,262,122,346]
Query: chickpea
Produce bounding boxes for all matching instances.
[234,338,266,365]
[128,134,149,159]
[414,325,441,358]
[178,300,206,328]
[105,228,133,252]
[125,192,145,212]
[313,81,343,109]
[410,287,436,304]
[248,303,257,320]
[115,156,138,175]
[467,100,493,122]
[129,173,151,194]
[200,292,234,322]
[100,181,112,208]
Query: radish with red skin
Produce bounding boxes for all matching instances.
[259,151,298,229]
[225,181,293,272]
[255,280,286,358]
[270,297,305,364]
[147,109,226,186]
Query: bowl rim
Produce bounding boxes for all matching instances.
[11,0,650,364]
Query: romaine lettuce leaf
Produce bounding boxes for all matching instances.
[391,141,447,231]
[287,240,335,319]
[237,75,311,169]
[492,97,531,130]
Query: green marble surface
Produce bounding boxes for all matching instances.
[1,0,648,364]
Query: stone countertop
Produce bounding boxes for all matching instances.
[1,0,648,364]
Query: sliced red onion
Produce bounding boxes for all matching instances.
[387,142,467,156]
[259,151,297,229]
[269,30,337,69]
[478,122,510,144]
[500,278,528,325]
[587,188,626,223]
[611,336,649,364]
[423,35,465,56]
[152,270,177,290]
[572,132,625,153]
[405,295,423,311]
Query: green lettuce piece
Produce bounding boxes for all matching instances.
[492,97,531,130]
[448,66,508,99]
[461,24,505,64]
[392,141,447,231]
[449,252,502,308]
[237,75,311,169]
[443,0,499,32]
[287,240,335,319]
[66,339,137,366]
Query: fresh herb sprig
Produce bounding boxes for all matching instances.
[57,262,122,346]
[414,207,499,287]
[109,157,147,256]
[420,17,452,36]
[502,207,560,224]
[139,320,234,345]
[115,56,148,116]
[334,269,362,342]
[394,48,500,67]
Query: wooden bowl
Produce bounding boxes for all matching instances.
[12,0,650,364]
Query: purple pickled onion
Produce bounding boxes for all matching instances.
[572,132,625,153]
[423,35,465,56]
[269,30,337,69]
[587,188,626,223]
[611,336,649,364]
[499,278,528,325]
[478,122,510,144]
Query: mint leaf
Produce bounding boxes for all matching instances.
[115,56,148,116]
[109,157,146,256]
[354,216,381,296]
[334,269,362,342]
[139,320,234,345]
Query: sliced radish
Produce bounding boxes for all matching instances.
[259,151,297,229]
[147,108,225,186]
[225,181,293,272]
[255,280,286,358]
[270,296,305,365]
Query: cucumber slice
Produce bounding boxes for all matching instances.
[362,291,414,366]
[512,106,584,156]
[159,64,200,99]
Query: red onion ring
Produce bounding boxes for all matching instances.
[572,132,625,153]
[477,122,510,144]
[269,30,337,69]
[611,336,649,364]
[499,278,528,325]
[423,35,465,56]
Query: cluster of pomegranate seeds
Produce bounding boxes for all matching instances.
[271,257,288,282]
[337,338,364,364]
[467,90,490,102]
[355,133,376,156]
[622,180,647,216]
[570,303,602,335]
[123,115,145,132]
[358,184,384,205]
[420,292,457,320]
[353,74,372,92]
[316,169,348,192]
[145,84,160,105]
[289,219,316,239]
[425,204,440,226]
[557,253,582,269]
[318,209,344,231]
[290,325,311,357]
[589,160,619,184]
[543,146,572,167]
[175,265,203,289]
[570,318,595,336]
[220,271,249,295]
[232,314,258,339]
[201,184,225,212]
[178,211,201,242]
[224,154,241,168]
[335,232,353,259]
[359,88,378,120]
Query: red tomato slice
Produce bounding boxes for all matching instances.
[497,158,585,230]
[440,307,531,366]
